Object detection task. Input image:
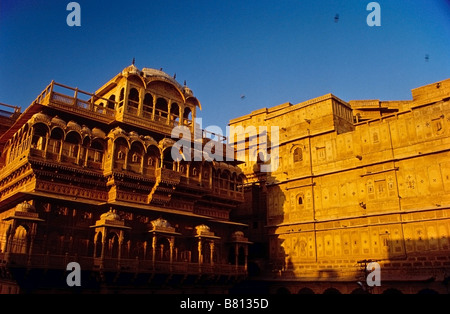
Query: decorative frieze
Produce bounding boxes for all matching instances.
[35,181,107,201]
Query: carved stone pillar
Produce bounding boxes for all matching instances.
[167,100,172,125]
[138,88,144,117]
[123,149,129,171]
[209,166,213,189]
[209,241,215,266]
[186,164,190,184]
[57,139,63,162]
[198,238,203,264]
[100,232,106,260]
[75,143,81,165]
[139,153,144,174]
[169,237,174,264]
[93,232,98,258]
[152,234,156,267]
[118,231,123,262]
[83,144,89,167]
[151,96,156,121]
[179,104,184,126]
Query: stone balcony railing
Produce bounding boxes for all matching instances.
[157,168,182,185]
[34,81,116,124]
[0,252,247,277]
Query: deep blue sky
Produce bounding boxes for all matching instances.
[1,0,449,130]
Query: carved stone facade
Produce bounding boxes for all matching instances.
[230,78,450,294]
[0,65,251,294]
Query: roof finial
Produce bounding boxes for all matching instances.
[173,73,176,79]
[132,57,135,65]
[184,80,187,86]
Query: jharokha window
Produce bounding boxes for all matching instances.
[131,153,140,163]
[128,88,139,114]
[143,93,153,118]
[293,146,303,163]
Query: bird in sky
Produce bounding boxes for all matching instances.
[334,14,339,23]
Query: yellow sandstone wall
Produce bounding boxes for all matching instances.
[230,79,450,291]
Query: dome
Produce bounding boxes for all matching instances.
[109,126,127,139]
[81,125,92,137]
[151,217,172,229]
[128,131,140,141]
[92,127,106,139]
[30,112,51,124]
[15,201,36,213]
[122,64,140,76]
[233,231,244,237]
[231,230,250,243]
[50,115,66,129]
[159,137,175,149]
[141,68,183,89]
[182,86,193,97]
[67,120,82,133]
[195,224,210,234]
[100,209,121,221]
[143,135,158,147]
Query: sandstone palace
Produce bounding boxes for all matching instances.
[0,65,251,293]
[0,65,449,294]
[230,77,450,294]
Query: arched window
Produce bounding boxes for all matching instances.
[143,93,153,118]
[162,148,174,170]
[298,196,303,205]
[128,88,139,114]
[293,147,302,163]
[129,88,139,101]
[63,131,81,161]
[144,145,160,176]
[107,95,116,109]
[31,123,48,150]
[88,140,104,164]
[170,103,180,125]
[118,88,125,108]
[131,153,140,163]
[155,98,168,120]
[183,107,192,125]
[48,128,64,156]
[220,170,230,190]
[127,142,144,173]
[95,232,103,258]
[114,137,127,169]
[11,225,28,254]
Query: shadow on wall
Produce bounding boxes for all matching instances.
[231,155,450,294]
[260,171,450,294]
[269,235,450,294]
